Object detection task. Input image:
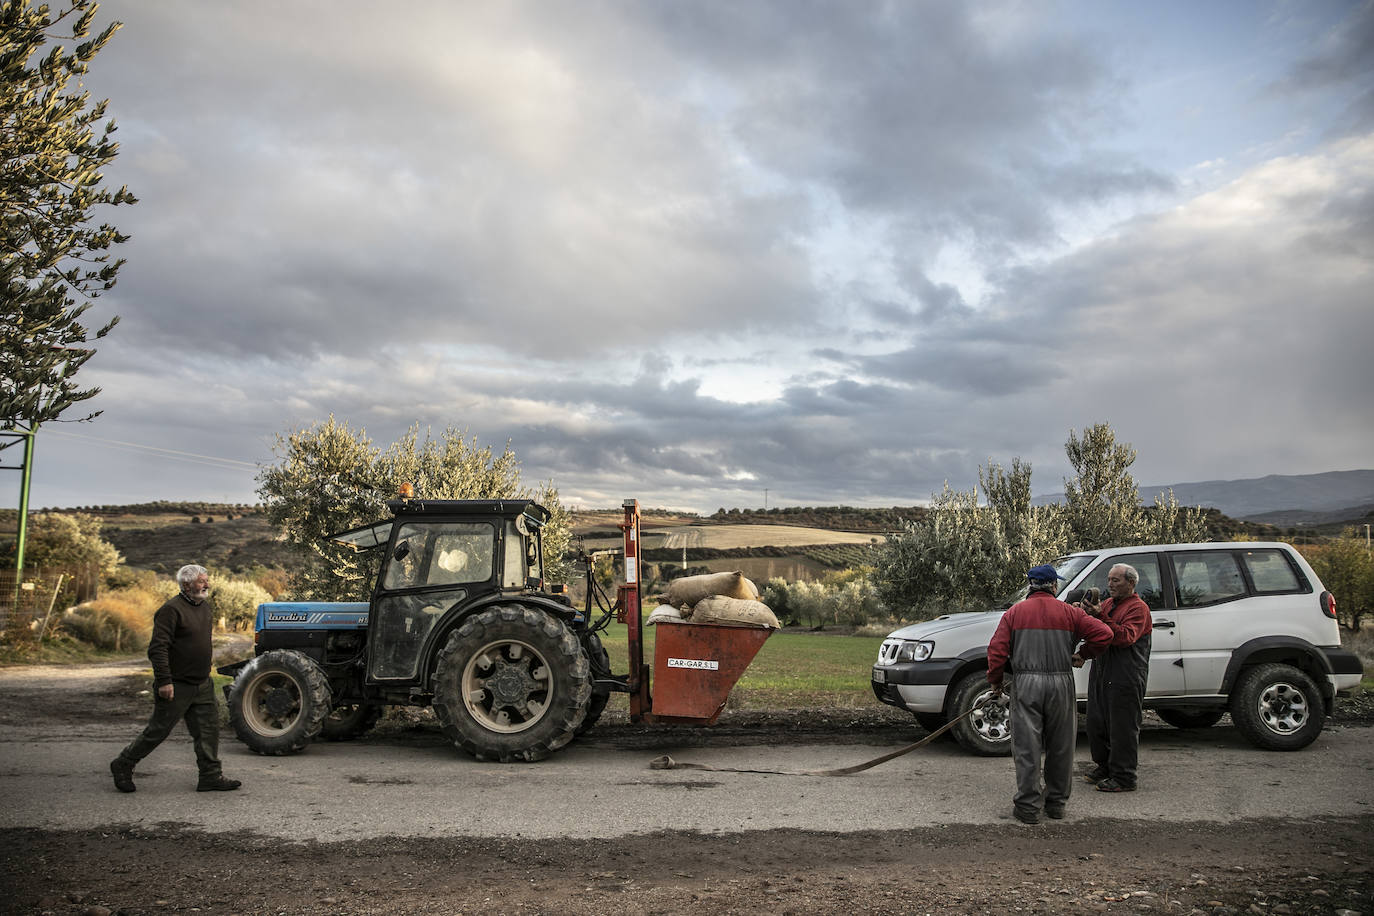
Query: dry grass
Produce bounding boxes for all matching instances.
[61,588,161,652]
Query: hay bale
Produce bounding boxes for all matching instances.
[691,596,780,629]
[666,571,759,607]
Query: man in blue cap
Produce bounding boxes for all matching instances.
[988,564,1112,824]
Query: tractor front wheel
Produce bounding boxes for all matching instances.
[431,605,592,762]
[227,650,332,755]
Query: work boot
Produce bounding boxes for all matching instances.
[1082,765,1109,784]
[1095,777,1135,793]
[110,758,136,793]
[1044,805,1065,820]
[196,775,241,792]
[1013,807,1040,825]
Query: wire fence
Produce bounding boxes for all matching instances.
[0,564,100,635]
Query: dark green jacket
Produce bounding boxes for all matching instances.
[148,593,215,687]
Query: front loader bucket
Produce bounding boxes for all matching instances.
[649,620,773,723]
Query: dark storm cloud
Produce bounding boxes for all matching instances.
[83,0,1166,369]
[21,2,1372,514]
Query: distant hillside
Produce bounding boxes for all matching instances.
[706,506,928,532]
[0,503,289,575]
[1034,470,1374,520]
[1245,503,1374,530]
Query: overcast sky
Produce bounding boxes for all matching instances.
[11,0,1374,514]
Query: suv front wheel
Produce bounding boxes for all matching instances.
[1229,663,1324,751]
[948,671,1012,756]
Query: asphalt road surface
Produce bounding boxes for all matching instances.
[1,659,1371,915]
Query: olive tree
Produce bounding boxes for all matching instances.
[257,417,572,601]
[875,459,1067,616]
[1063,423,1206,550]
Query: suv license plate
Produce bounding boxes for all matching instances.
[872,668,886,684]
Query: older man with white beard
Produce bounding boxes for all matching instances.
[109,564,240,793]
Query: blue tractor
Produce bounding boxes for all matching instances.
[219,497,612,762]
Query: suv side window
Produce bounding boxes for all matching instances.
[1080,554,1164,607]
[1240,548,1308,594]
[1171,551,1247,607]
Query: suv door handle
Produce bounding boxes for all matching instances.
[1154,620,1176,629]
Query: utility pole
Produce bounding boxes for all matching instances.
[1365,523,1370,553]
[1,426,37,618]
[764,489,769,510]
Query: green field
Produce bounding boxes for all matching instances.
[595,625,886,709]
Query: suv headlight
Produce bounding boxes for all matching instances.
[878,639,935,664]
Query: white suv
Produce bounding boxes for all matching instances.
[871,542,1363,755]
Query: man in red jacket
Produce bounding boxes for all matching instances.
[1080,563,1152,793]
[989,565,1113,824]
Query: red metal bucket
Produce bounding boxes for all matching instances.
[650,620,773,723]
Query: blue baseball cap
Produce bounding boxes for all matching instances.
[1027,564,1064,583]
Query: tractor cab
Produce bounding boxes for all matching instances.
[329,499,551,684]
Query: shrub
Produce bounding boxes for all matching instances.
[63,588,160,651]
[248,566,291,599]
[211,577,272,630]
[762,572,883,629]
[1300,535,1374,631]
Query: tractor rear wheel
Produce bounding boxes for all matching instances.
[431,605,592,762]
[228,650,332,755]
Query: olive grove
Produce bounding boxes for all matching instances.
[874,423,1208,616]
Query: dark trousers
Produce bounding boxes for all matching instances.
[1086,664,1145,787]
[118,678,223,779]
[1009,672,1077,815]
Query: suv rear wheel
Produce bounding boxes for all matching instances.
[948,671,1012,756]
[1230,663,1324,751]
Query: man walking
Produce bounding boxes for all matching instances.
[1081,563,1152,793]
[110,565,240,793]
[988,564,1112,824]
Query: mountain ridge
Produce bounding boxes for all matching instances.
[1034,469,1374,521]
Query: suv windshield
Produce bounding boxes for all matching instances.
[998,554,1097,606]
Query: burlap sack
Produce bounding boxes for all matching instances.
[646,604,684,626]
[666,571,759,607]
[691,596,781,629]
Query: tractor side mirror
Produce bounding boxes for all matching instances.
[393,541,410,561]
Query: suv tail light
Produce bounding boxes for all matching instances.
[1319,590,1337,620]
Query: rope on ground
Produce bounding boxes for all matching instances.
[647,699,989,777]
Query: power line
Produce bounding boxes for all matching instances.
[43,428,262,471]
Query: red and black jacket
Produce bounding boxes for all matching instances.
[987,591,1113,686]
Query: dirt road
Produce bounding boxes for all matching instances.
[1,659,1371,915]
